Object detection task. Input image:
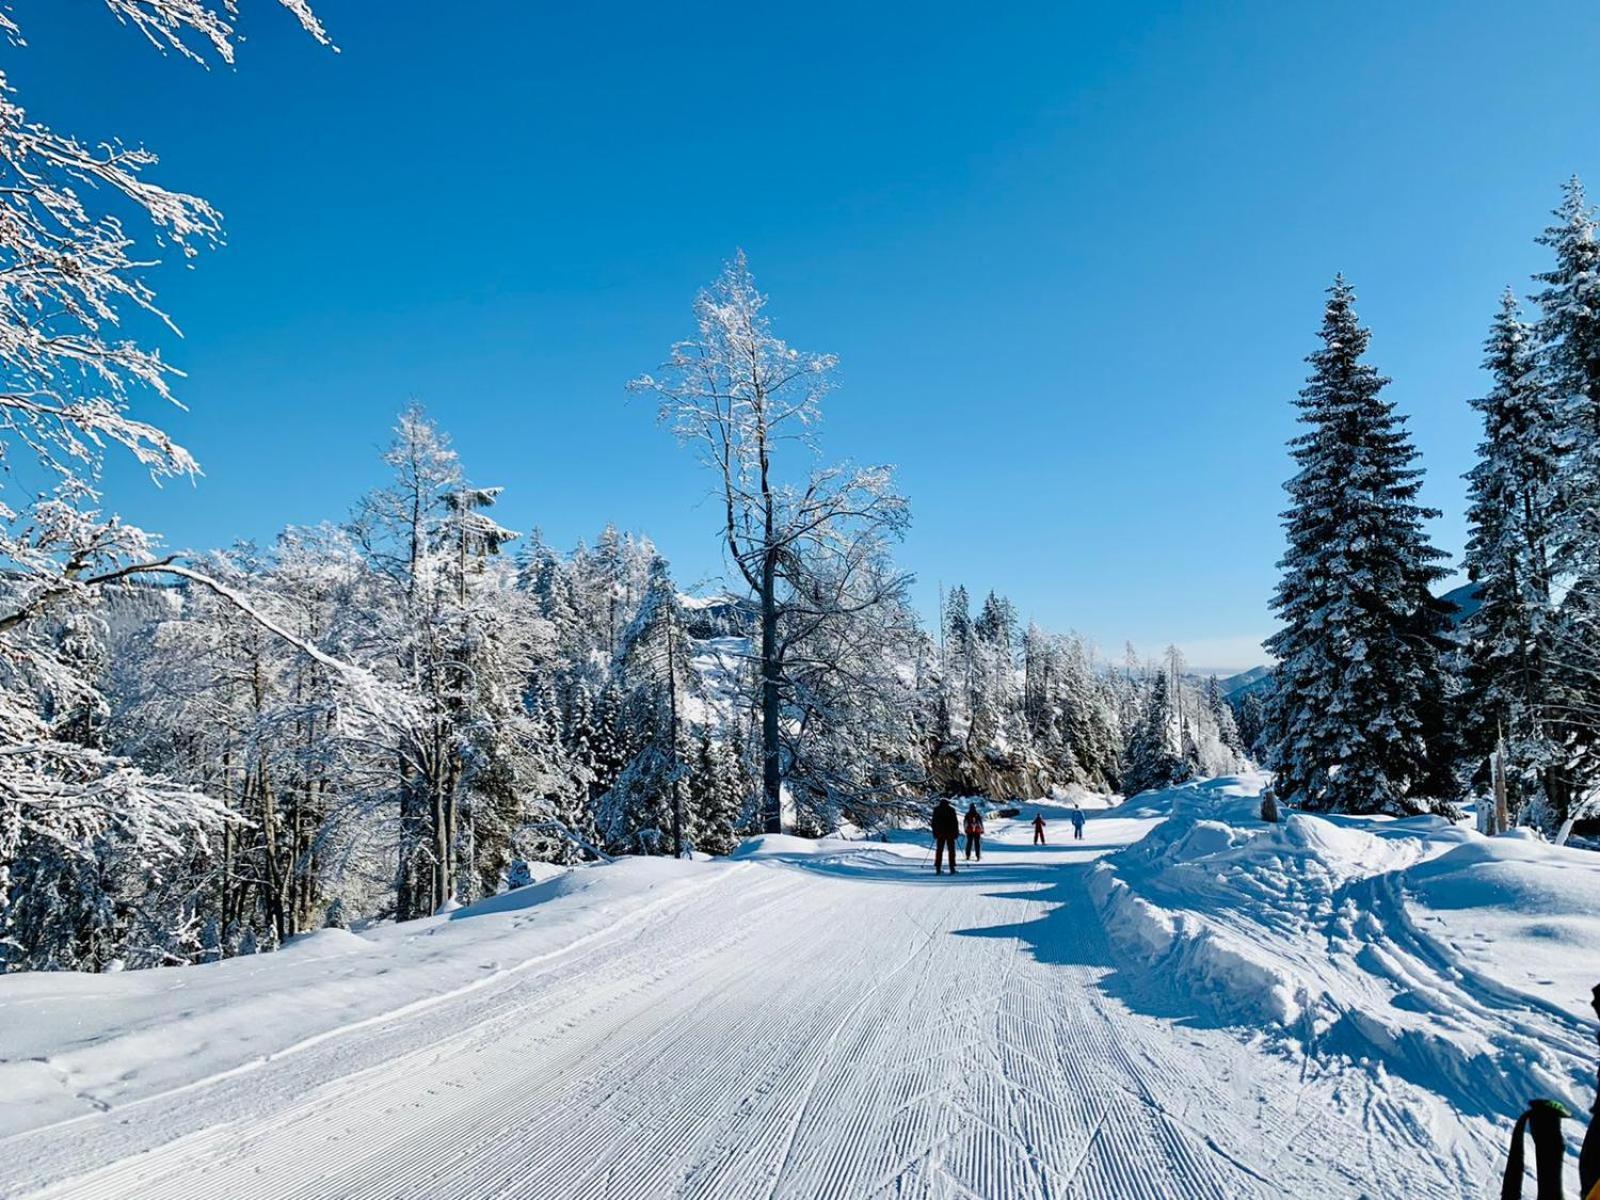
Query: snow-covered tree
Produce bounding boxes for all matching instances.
[599,555,692,856]
[1460,290,1564,826]
[1206,675,1246,758]
[1264,278,1456,815]
[1121,669,1189,797]
[1529,178,1600,832]
[632,253,910,833]
[0,0,332,970]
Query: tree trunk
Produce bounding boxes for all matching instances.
[668,612,685,858]
[259,766,287,944]
[760,551,782,834]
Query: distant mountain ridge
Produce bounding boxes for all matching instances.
[1218,665,1273,698]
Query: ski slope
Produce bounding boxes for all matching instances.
[0,793,1563,1198]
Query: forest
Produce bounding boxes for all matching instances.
[0,1,1597,979]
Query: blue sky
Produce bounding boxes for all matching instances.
[16,1,1600,670]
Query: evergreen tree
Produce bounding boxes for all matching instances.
[687,730,742,856]
[941,584,974,741]
[1264,278,1455,814]
[1121,670,1188,797]
[1461,290,1563,823]
[1232,688,1268,759]
[1206,675,1246,758]
[600,556,691,855]
[1531,178,1600,829]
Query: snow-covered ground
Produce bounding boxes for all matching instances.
[1,780,1594,1198]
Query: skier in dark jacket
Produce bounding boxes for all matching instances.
[931,799,960,875]
[1032,812,1046,845]
[963,804,985,861]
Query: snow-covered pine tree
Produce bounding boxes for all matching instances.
[687,730,742,856]
[1264,278,1456,815]
[1121,669,1188,797]
[1206,675,1246,758]
[1461,289,1564,826]
[940,584,974,744]
[603,555,692,856]
[1531,178,1600,831]
[1233,689,1268,759]
[971,592,1018,747]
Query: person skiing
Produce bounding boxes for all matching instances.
[931,798,960,875]
[1071,805,1086,840]
[1032,812,1046,845]
[963,803,985,861]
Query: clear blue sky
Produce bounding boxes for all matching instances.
[17,1,1600,670]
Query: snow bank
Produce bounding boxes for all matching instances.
[1406,835,1600,1023]
[0,856,735,1139]
[1088,776,1597,1116]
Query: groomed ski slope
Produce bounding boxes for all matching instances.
[0,786,1571,1199]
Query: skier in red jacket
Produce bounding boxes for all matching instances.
[1032,813,1046,845]
[963,804,985,861]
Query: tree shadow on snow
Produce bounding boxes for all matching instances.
[951,867,1258,1031]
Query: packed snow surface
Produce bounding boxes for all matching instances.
[1,779,1594,1198]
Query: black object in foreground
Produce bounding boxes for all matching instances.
[1500,1098,1569,1200]
[1580,984,1600,1200]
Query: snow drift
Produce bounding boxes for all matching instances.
[1089,775,1597,1119]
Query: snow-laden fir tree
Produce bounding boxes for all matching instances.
[687,730,744,856]
[1461,290,1564,826]
[1530,178,1600,832]
[1205,675,1246,758]
[599,555,693,856]
[1264,278,1456,814]
[1121,669,1189,797]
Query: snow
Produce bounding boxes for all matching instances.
[1090,775,1597,1188]
[1407,834,1600,1023]
[0,858,706,1141]
[1,779,1596,1197]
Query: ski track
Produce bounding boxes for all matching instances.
[6,816,1481,1199]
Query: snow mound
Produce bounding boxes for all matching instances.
[1089,776,1596,1118]
[1406,836,1600,1023]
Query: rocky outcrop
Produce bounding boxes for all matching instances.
[924,740,1054,801]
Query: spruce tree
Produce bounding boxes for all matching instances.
[1264,278,1455,814]
[1531,177,1600,827]
[1533,178,1600,571]
[1121,670,1188,797]
[1461,290,1563,821]
[1206,675,1246,758]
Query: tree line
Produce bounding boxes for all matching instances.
[2,359,1250,972]
[1260,178,1600,838]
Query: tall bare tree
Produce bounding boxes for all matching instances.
[632,254,909,831]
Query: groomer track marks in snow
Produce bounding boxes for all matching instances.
[3,799,1473,1198]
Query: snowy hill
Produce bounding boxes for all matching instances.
[2,778,1593,1197]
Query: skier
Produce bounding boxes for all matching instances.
[963,803,985,861]
[931,798,960,875]
[1071,805,1086,841]
[1032,812,1046,845]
